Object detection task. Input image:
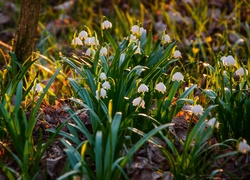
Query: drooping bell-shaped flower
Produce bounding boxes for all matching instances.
[100,47,108,56]
[102,81,111,90]
[71,37,83,45]
[191,105,203,116]
[207,118,219,128]
[132,97,145,108]
[155,82,166,94]
[34,83,43,93]
[100,88,107,98]
[173,50,181,58]
[222,55,236,66]
[172,72,184,82]
[102,20,112,29]
[100,72,107,80]
[235,67,248,76]
[78,30,88,40]
[138,84,149,93]
[163,34,171,44]
[238,139,250,154]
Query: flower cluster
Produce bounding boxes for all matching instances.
[96,72,110,99]
[71,20,112,57]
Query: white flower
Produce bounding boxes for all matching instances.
[131,25,140,35]
[100,47,108,56]
[235,67,248,76]
[223,55,236,66]
[129,34,137,42]
[78,30,88,40]
[102,81,111,90]
[71,37,83,45]
[172,72,184,81]
[85,37,99,46]
[86,48,95,56]
[100,72,107,80]
[155,82,166,94]
[173,50,181,58]
[95,88,107,99]
[191,105,203,115]
[207,118,219,128]
[102,20,112,29]
[34,83,43,93]
[138,84,149,93]
[132,97,145,108]
[238,139,250,154]
[84,37,94,46]
[163,34,171,43]
[100,88,107,98]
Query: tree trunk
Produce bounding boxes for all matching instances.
[12,0,42,66]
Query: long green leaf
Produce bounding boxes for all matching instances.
[95,131,103,179]
[104,30,118,51]
[27,66,62,139]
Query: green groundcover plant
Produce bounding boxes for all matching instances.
[202,55,250,143]
[47,18,250,179]
[1,1,250,179]
[0,53,62,179]
[51,19,198,179]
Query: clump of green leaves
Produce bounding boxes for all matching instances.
[55,19,196,179]
[203,55,250,143]
[0,53,62,179]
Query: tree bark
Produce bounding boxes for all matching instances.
[12,0,42,66]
